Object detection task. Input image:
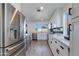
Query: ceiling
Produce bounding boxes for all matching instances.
[21,3,65,21]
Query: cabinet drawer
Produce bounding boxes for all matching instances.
[52,38,69,56]
[49,35,53,40]
[48,40,52,47]
[48,38,53,46]
[53,39,62,56]
[53,38,59,45]
[48,39,56,55]
[58,42,69,56]
[48,36,69,56]
[51,39,60,56]
[55,48,63,56]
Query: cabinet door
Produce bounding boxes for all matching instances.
[58,42,69,56]
[42,33,47,40]
[48,34,53,49]
[70,17,79,56]
[49,34,52,40]
[56,13,62,27]
[5,4,19,47]
[72,4,79,18]
[48,37,56,55]
[53,39,61,56]
[37,32,41,40]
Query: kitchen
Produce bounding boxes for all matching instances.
[0,3,79,56]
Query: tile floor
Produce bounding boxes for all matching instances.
[26,40,53,56]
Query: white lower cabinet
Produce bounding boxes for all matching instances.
[52,40,59,56]
[51,40,56,55]
[58,42,69,56]
[37,32,47,40]
[48,35,69,56]
[52,39,62,56]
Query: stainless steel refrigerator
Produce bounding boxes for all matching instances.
[0,3,25,56]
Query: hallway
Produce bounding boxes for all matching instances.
[26,40,53,56]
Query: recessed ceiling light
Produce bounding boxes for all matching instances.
[40,6,44,10]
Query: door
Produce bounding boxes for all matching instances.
[37,32,42,40]
[4,4,20,47]
[70,17,79,56]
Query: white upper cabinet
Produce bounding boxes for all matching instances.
[50,8,63,28]
[56,9,63,27]
[72,4,79,18]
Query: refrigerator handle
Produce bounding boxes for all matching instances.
[6,41,23,51]
[14,30,17,39]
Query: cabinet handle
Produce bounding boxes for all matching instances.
[60,46,64,49]
[55,41,57,43]
[56,49,59,54]
[51,41,52,43]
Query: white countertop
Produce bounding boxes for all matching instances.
[49,33,70,48]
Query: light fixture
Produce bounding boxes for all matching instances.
[40,6,44,11]
[37,6,44,12]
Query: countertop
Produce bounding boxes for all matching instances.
[49,33,70,48]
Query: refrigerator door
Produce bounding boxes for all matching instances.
[4,4,20,47]
[0,3,25,56]
[20,13,25,40]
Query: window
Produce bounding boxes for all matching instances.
[35,22,48,32]
[35,22,42,32]
[63,12,68,36]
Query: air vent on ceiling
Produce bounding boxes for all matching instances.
[37,6,44,12]
[37,9,41,12]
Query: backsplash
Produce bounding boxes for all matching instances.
[49,27,63,34]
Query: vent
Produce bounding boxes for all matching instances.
[37,6,44,12]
